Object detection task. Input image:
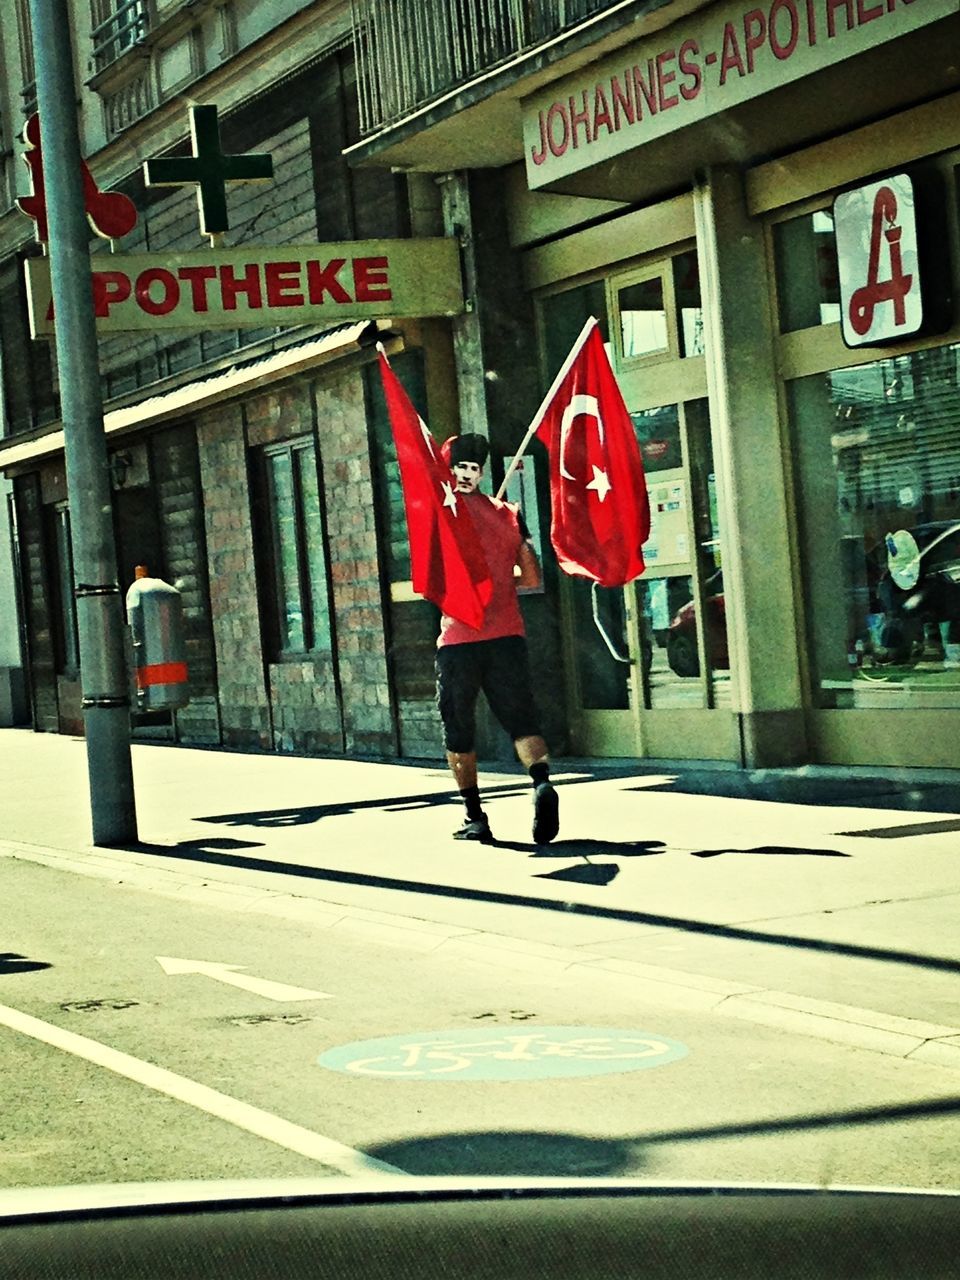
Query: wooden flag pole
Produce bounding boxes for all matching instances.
[494,315,598,500]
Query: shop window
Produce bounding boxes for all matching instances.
[617,274,669,360]
[0,257,58,434]
[255,440,334,659]
[541,279,609,378]
[45,504,80,675]
[673,252,705,357]
[364,349,428,584]
[634,399,729,710]
[774,209,840,332]
[632,404,682,475]
[611,252,705,366]
[791,342,960,709]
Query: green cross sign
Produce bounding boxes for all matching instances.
[143,105,273,241]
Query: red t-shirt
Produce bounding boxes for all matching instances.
[437,493,526,647]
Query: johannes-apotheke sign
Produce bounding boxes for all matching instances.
[522,0,955,189]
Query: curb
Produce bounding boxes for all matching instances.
[3,837,960,1074]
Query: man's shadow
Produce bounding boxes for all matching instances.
[488,838,667,887]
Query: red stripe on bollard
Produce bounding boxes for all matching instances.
[136,661,188,689]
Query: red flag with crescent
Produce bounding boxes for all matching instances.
[378,350,492,628]
[534,320,649,587]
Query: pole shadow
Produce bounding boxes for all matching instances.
[110,841,960,979]
[195,787,504,829]
[363,1095,960,1177]
[838,818,960,839]
[689,846,851,859]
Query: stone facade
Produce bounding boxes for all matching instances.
[197,403,273,751]
[189,362,397,758]
[314,372,396,758]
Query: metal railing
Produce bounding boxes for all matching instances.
[351,0,621,136]
[91,0,151,72]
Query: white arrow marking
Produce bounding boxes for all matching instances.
[157,957,333,1002]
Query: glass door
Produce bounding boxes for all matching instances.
[542,252,739,761]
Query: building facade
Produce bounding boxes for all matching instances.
[348,0,960,771]
[0,0,555,761]
[1,0,958,773]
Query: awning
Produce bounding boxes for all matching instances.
[0,319,400,471]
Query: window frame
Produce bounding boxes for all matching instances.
[45,501,80,677]
[257,437,335,662]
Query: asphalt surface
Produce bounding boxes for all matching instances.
[2,729,959,1066]
[3,852,960,1192]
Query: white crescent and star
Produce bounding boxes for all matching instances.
[585,465,612,502]
[558,392,611,501]
[418,417,459,515]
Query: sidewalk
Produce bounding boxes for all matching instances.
[3,728,959,1069]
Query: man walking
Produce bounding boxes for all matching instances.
[435,434,559,846]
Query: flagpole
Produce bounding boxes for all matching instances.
[495,315,598,500]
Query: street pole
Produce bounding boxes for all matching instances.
[28,0,138,844]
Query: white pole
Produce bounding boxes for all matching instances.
[495,315,598,500]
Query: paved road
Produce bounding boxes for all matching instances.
[2,857,959,1192]
[3,731,960,1037]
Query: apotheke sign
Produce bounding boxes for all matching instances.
[522,0,954,188]
[25,238,464,336]
[835,174,921,347]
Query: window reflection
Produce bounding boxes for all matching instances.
[263,442,333,656]
[632,405,682,474]
[792,343,960,707]
[774,209,840,332]
[673,252,705,357]
[618,276,668,359]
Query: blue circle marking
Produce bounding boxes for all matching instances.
[317,1026,688,1081]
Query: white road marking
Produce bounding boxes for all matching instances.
[156,956,333,1002]
[0,1001,401,1176]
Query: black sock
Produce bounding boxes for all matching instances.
[529,762,550,787]
[461,786,484,820]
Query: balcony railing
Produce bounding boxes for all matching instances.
[350,0,622,136]
[91,0,151,73]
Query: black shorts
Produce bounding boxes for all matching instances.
[435,635,542,753]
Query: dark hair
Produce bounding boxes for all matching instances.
[447,434,489,467]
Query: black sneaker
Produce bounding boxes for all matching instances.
[453,813,494,843]
[532,782,559,844]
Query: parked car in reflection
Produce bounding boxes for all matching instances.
[666,575,727,677]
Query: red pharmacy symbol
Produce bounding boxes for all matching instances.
[17,113,138,244]
[848,185,913,337]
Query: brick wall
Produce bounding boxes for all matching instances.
[192,362,399,759]
[196,402,272,750]
[314,371,396,758]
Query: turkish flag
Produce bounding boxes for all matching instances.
[378,350,492,628]
[534,319,650,587]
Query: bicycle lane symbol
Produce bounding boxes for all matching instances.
[317,1027,688,1081]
